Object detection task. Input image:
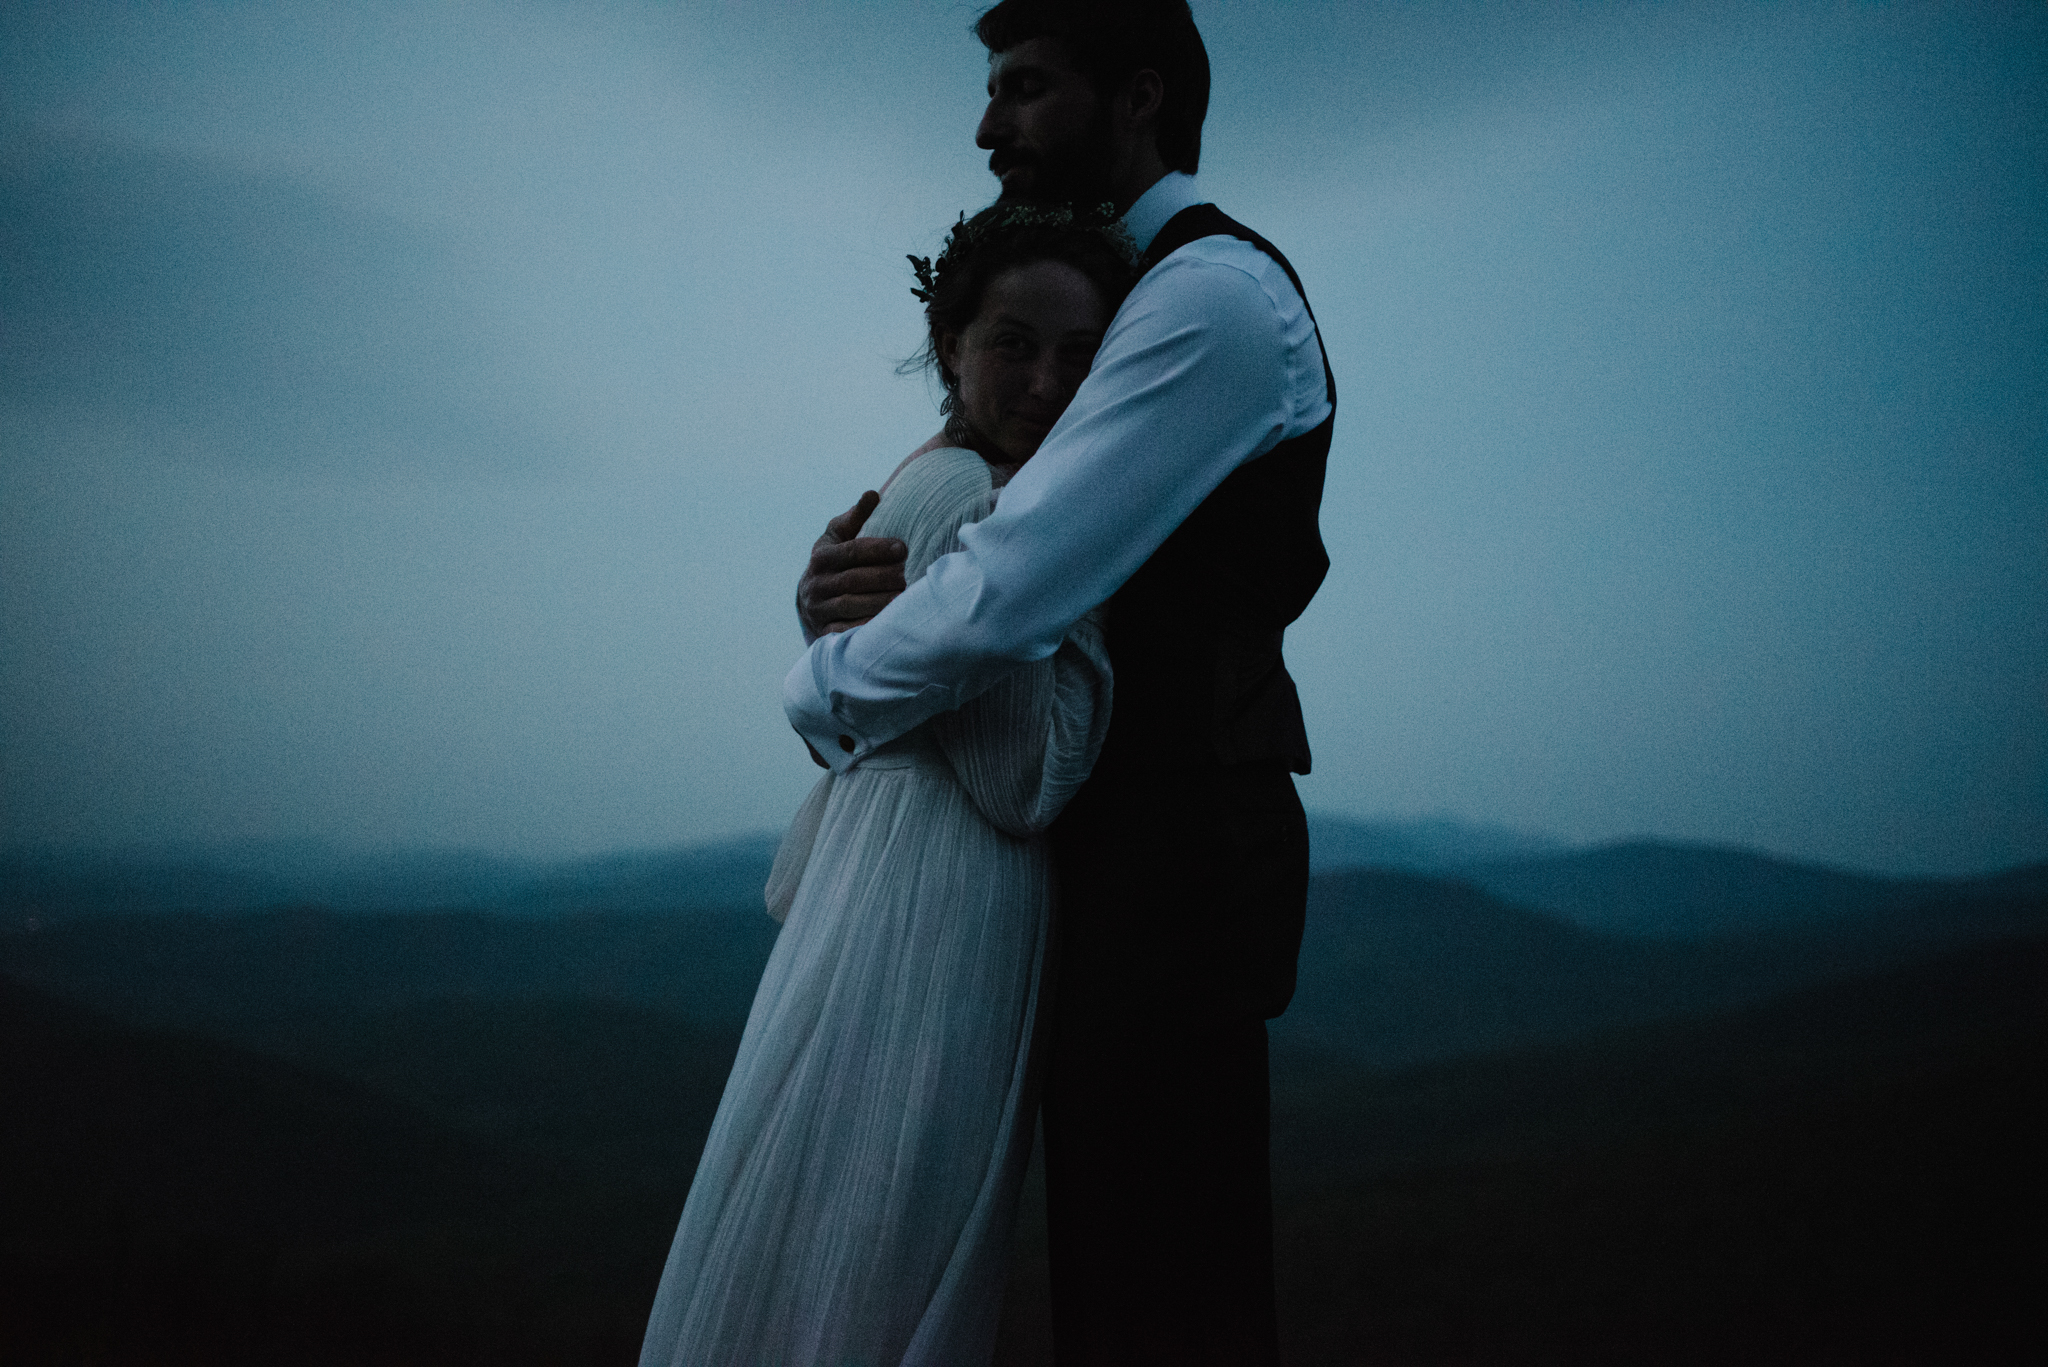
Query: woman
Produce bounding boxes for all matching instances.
[638,206,1136,1367]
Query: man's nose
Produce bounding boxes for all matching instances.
[975,101,1003,150]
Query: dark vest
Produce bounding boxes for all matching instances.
[1088,204,1335,784]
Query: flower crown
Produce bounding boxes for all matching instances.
[908,201,1137,305]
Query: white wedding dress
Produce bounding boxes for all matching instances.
[638,446,1112,1367]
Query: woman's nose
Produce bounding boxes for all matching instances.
[1027,359,1065,397]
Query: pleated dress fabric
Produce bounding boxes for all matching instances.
[638,446,1112,1367]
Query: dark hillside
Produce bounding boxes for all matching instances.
[497,838,784,915]
[9,878,2045,1364]
[1280,869,1736,1066]
[1281,865,2048,1068]
[11,865,2039,1086]
[263,995,742,1176]
[9,936,2043,1364]
[0,979,677,1366]
[0,904,780,1045]
[1267,937,2048,1364]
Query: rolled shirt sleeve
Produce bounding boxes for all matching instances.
[787,232,1331,773]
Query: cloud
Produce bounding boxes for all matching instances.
[1,122,567,473]
[1,1,2043,874]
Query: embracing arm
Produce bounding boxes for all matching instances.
[794,429,953,643]
[787,250,1322,772]
[931,608,1112,837]
[796,492,904,644]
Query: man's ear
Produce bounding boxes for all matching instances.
[1122,68,1165,132]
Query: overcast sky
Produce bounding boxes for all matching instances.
[3,0,2043,876]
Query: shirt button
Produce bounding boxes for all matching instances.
[838,735,856,753]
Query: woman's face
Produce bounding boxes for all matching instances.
[940,259,1110,467]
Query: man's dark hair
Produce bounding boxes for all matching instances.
[975,0,1211,175]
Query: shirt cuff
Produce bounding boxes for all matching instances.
[784,644,865,775]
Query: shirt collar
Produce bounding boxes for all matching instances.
[1120,171,1205,256]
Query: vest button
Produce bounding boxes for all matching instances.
[838,735,856,753]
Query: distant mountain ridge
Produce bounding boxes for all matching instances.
[1456,842,2047,939]
[13,816,1564,919]
[9,863,2039,1079]
[1,835,783,921]
[1304,815,2046,940]
[1277,865,2045,1069]
[8,822,2043,946]
[1305,814,1564,874]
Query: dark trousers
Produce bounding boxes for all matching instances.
[1043,1013,1278,1365]
[1043,764,1307,1366]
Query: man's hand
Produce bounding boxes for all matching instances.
[798,491,908,640]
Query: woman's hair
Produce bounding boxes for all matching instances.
[904,204,1139,427]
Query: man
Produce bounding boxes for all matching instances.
[790,3,1333,1361]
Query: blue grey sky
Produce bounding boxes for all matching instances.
[3,1,2043,875]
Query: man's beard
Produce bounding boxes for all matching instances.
[993,105,1119,208]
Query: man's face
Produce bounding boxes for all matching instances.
[977,39,1116,206]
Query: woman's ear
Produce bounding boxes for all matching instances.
[937,330,961,374]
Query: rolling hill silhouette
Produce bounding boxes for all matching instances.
[11,934,2041,1364]
[0,903,780,1045]
[6,837,2045,1363]
[7,848,2042,1083]
[0,835,784,921]
[15,824,2038,947]
[1303,814,1563,873]
[1455,839,2046,938]
[1,978,673,1365]
[1278,864,2046,1067]
[1267,936,2048,1364]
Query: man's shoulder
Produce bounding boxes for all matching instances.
[1145,229,1313,328]
[1136,207,1330,418]
[1149,203,1303,273]
[1164,229,1293,275]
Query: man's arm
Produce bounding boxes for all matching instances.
[796,493,905,643]
[794,429,958,642]
[787,244,1328,772]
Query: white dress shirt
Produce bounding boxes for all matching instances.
[786,172,1333,774]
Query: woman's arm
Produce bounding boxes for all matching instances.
[930,609,1111,839]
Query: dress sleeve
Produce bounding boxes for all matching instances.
[859,447,1114,837]
[929,607,1112,838]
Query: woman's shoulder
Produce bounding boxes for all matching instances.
[883,444,992,501]
[866,447,998,581]
[867,446,994,539]
[875,428,961,497]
